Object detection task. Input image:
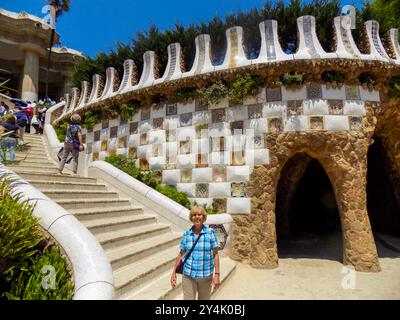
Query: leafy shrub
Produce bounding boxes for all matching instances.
[321,71,347,83]
[174,87,199,103]
[4,247,74,300]
[0,178,42,282]
[389,76,400,97]
[197,81,228,106]
[156,185,191,209]
[82,111,102,131]
[120,100,140,119]
[277,72,304,87]
[104,155,191,208]
[151,94,167,108]
[54,122,68,142]
[0,177,73,300]
[228,74,264,105]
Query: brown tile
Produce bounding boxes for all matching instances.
[212,166,226,182]
[128,147,137,158]
[268,118,283,134]
[212,198,227,213]
[129,122,138,134]
[287,100,303,116]
[119,137,127,148]
[92,152,99,161]
[101,140,107,151]
[266,87,282,102]
[181,169,192,183]
[309,116,324,130]
[153,117,164,129]
[110,126,118,138]
[196,154,208,168]
[94,130,100,142]
[231,151,245,166]
[212,109,226,123]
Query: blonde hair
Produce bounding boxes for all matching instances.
[70,114,81,124]
[189,205,207,223]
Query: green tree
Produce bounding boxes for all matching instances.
[369,0,400,31]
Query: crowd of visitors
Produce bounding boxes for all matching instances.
[0,97,54,162]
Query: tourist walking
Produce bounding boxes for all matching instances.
[170,206,220,300]
[14,106,27,144]
[0,114,19,162]
[58,114,83,175]
[24,102,34,133]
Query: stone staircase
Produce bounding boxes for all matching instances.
[7,134,235,300]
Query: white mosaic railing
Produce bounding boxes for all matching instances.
[56,16,399,120]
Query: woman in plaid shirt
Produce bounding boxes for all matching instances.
[170,206,221,300]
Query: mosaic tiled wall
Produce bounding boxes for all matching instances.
[82,83,380,214]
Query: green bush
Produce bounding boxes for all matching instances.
[228,74,264,105]
[174,87,199,103]
[120,100,140,119]
[197,81,228,106]
[156,185,191,209]
[4,248,74,300]
[82,111,102,131]
[388,76,400,97]
[0,177,73,300]
[321,71,347,83]
[54,122,68,142]
[277,72,304,86]
[104,154,191,208]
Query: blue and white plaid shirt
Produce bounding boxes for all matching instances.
[180,225,219,279]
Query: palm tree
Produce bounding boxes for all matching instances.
[45,0,71,98]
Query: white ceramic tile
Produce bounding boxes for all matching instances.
[128,134,140,147]
[227,197,251,214]
[192,111,211,125]
[283,116,309,132]
[99,151,108,160]
[149,156,166,170]
[108,138,118,150]
[192,168,213,183]
[209,151,231,167]
[162,169,181,184]
[85,132,94,143]
[177,101,195,114]
[244,118,268,134]
[148,130,166,144]
[321,85,346,100]
[192,138,209,155]
[245,148,269,166]
[208,122,231,137]
[324,115,350,131]
[92,141,100,152]
[109,118,119,127]
[343,101,366,116]
[226,106,248,122]
[116,148,127,155]
[231,135,246,151]
[176,126,196,141]
[137,145,152,158]
[164,116,179,129]
[243,88,266,105]
[139,120,152,133]
[118,124,129,137]
[209,97,229,110]
[209,182,231,197]
[177,183,196,197]
[176,154,196,169]
[227,165,250,182]
[303,100,329,115]
[281,86,307,101]
[263,102,286,117]
[151,105,166,118]
[360,88,380,102]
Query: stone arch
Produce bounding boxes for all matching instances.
[230,131,381,272]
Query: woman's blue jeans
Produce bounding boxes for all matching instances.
[1,137,17,161]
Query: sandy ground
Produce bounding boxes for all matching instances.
[212,232,400,300]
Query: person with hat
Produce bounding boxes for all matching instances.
[58,113,83,175]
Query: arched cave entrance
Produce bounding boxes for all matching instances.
[275,153,342,260]
[367,135,400,254]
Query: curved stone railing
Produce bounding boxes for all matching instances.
[0,165,114,300]
[88,161,233,234]
[45,100,65,126]
[54,15,400,123]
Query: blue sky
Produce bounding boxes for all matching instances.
[1,0,365,58]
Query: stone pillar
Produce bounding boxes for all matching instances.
[324,137,381,272]
[21,50,39,102]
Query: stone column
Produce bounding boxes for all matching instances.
[21,50,39,102]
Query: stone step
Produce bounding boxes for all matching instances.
[56,198,131,210]
[29,180,107,191]
[9,166,60,174]
[8,161,56,169]
[18,172,97,184]
[97,223,171,250]
[107,233,182,270]
[15,154,49,161]
[70,206,143,221]
[42,189,120,200]
[14,159,54,165]
[16,149,48,156]
[115,246,178,298]
[83,214,157,235]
